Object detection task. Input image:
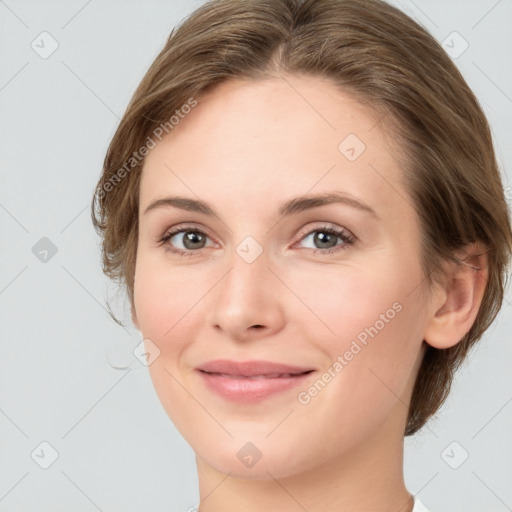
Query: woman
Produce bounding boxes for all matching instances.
[91,0,512,510]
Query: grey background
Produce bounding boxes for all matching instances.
[0,1,510,511]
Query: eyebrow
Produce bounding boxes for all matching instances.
[143,192,379,219]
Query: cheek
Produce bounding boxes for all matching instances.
[286,255,423,347]
[290,258,426,411]
[133,255,205,342]
[132,260,206,430]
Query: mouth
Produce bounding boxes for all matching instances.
[195,360,316,403]
[196,359,315,376]
[200,371,314,379]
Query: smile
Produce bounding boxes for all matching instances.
[196,366,315,403]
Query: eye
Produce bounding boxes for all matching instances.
[158,223,355,257]
[294,224,355,254]
[158,226,215,256]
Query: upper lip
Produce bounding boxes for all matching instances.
[196,359,315,377]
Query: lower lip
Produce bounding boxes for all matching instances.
[197,371,314,403]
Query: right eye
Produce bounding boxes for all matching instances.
[158,226,216,256]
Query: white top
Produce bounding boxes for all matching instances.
[412,496,429,512]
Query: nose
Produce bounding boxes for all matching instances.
[206,244,286,342]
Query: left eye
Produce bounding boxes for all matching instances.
[296,226,355,253]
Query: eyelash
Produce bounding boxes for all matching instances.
[157,224,356,257]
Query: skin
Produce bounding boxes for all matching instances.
[131,74,487,511]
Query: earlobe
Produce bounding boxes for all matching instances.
[423,242,489,350]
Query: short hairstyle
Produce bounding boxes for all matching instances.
[91,0,512,435]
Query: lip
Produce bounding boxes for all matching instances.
[196,359,314,376]
[195,359,315,403]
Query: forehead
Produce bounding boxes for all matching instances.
[139,75,410,222]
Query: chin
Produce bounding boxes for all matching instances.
[194,435,315,481]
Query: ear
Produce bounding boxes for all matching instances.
[423,241,489,349]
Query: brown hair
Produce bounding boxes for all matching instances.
[91,0,512,435]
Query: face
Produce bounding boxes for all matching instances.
[132,75,431,480]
